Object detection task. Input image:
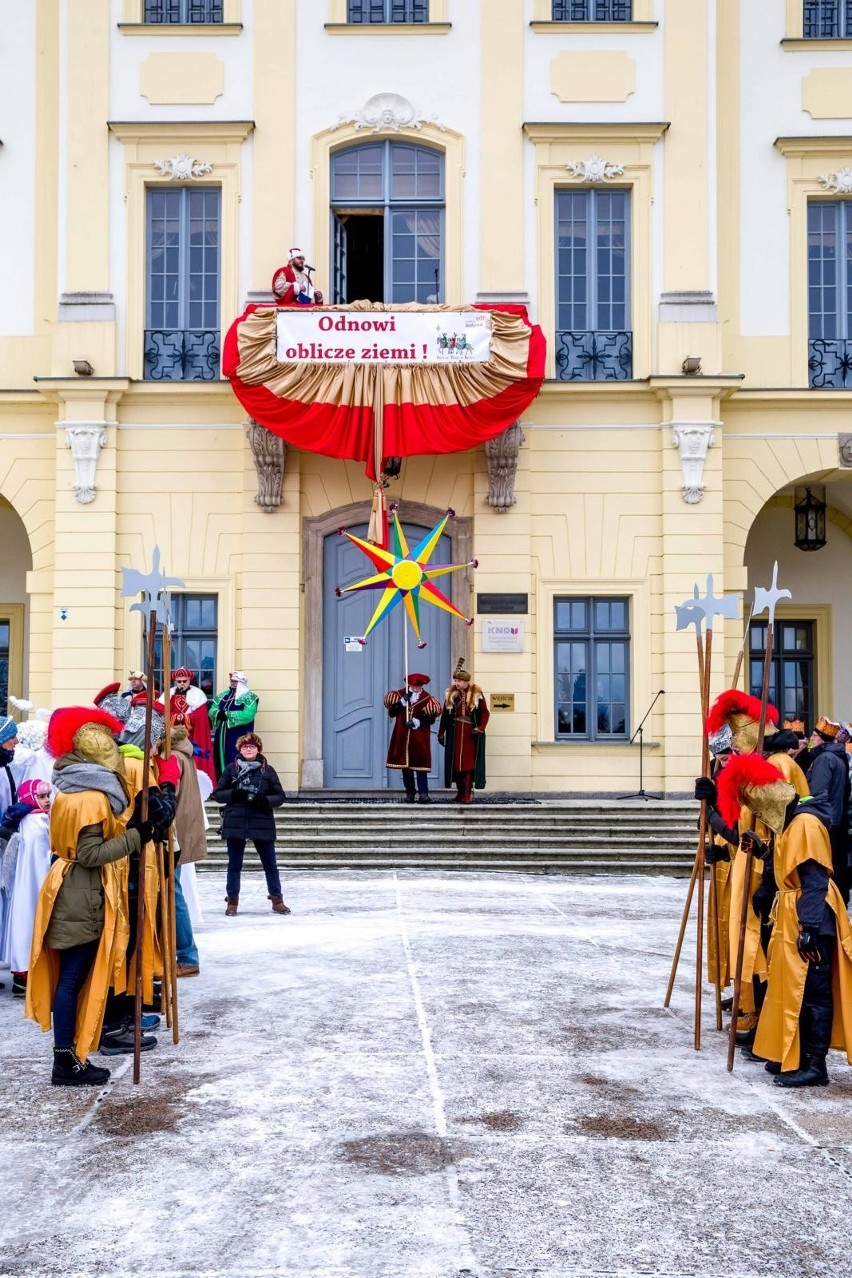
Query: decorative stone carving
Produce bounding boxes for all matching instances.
[153,154,214,181]
[672,424,715,504]
[65,424,107,504]
[565,155,625,183]
[819,168,852,194]
[332,92,445,134]
[485,422,525,513]
[839,434,852,468]
[247,419,286,512]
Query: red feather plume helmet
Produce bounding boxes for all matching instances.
[706,690,779,755]
[46,706,124,760]
[717,754,787,829]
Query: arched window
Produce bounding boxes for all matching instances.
[330,142,444,304]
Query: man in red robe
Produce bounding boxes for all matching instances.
[169,668,216,788]
[438,659,490,804]
[271,248,324,306]
[384,673,442,804]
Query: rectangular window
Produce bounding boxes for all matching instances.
[807,199,852,386]
[347,0,428,21]
[0,618,9,713]
[552,0,632,18]
[147,594,218,700]
[555,188,632,380]
[803,0,852,37]
[145,186,221,381]
[144,0,224,20]
[750,620,814,731]
[554,597,630,740]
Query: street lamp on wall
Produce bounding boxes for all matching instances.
[794,486,827,552]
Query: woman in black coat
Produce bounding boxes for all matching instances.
[210,733,289,916]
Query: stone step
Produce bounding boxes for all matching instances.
[198,854,692,875]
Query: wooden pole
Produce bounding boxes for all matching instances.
[731,605,753,693]
[726,619,774,1071]
[693,625,713,1051]
[133,610,157,1085]
[162,624,179,1045]
[156,837,172,1030]
[709,836,724,1032]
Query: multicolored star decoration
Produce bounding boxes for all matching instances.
[337,506,477,646]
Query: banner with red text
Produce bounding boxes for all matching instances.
[275,308,493,365]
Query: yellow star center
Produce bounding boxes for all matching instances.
[391,559,423,591]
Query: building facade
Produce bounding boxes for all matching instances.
[3,0,852,794]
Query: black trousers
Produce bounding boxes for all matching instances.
[402,768,428,796]
[829,826,850,904]
[801,935,835,1058]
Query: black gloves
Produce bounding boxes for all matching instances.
[797,929,825,963]
[127,803,155,847]
[704,843,731,865]
[128,787,173,845]
[740,829,768,860]
[752,878,776,923]
[694,776,717,804]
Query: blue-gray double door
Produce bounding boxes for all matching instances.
[322,522,451,788]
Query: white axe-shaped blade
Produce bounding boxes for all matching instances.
[676,574,740,634]
[674,584,704,634]
[753,560,791,628]
[121,545,185,617]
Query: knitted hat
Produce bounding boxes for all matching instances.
[236,732,263,753]
[706,690,778,754]
[769,729,802,753]
[0,715,17,747]
[717,753,794,835]
[452,657,471,682]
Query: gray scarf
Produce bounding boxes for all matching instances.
[52,762,129,816]
[236,759,262,775]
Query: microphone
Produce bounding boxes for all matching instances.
[303,263,316,273]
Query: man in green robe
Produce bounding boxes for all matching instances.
[209,672,259,780]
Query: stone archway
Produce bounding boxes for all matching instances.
[0,496,34,707]
[300,499,472,788]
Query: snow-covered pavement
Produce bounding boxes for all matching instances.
[2,869,852,1278]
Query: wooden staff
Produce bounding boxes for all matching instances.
[693,623,714,1051]
[726,618,774,1071]
[162,624,179,1044]
[133,611,158,1085]
[156,836,173,1030]
[664,624,709,1012]
[731,605,754,693]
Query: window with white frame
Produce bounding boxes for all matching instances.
[147,594,218,699]
[347,0,428,21]
[554,598,630,740]
[552,0,632,18]
[144,186,221,381]
[803,0,852,36]
[807,199,852,387]
[555,188,631,381]
[330,142,443,304]
[144,0,223,20]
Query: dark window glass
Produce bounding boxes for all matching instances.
[146,594,218,700]
[552,0,632,19]
[144,0,223,21]
[555,188,632,380]
[347,0,428,21]
[803,0,850,37]
[749,619,814,730]
[554,597,630,739]
[0,620,9,712]
[145,186,221,381]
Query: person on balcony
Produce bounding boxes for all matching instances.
[271,248,324,306]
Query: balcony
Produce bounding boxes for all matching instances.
[555,330,633,382]
[143,329,221,382]
[808,338,852,389]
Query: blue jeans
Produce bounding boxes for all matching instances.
[54,939,100,1050]
[226,838,282,899]
[174,865,199,967]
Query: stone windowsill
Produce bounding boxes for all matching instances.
[780,36,852,50]
[117,22,243,35]
[529,20,658,33]
[324,22,451,35]
[532,739,661,749]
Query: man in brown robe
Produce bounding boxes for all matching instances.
[384,673,442,804]
[438,659,490,804]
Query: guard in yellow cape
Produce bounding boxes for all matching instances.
[719,753,852,1088]
[703,724,737,991]
[25,707,153,1086]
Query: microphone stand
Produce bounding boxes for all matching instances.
[618,689,665,801]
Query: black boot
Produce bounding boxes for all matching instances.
[764,1060,782,1075]
[773,1054,829,1088]
[52,1048,111,1087]
[11,974,27,998]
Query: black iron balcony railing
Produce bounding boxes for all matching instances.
[143,329,221,382]
[555,330,633,381]
[808,338,852,389]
